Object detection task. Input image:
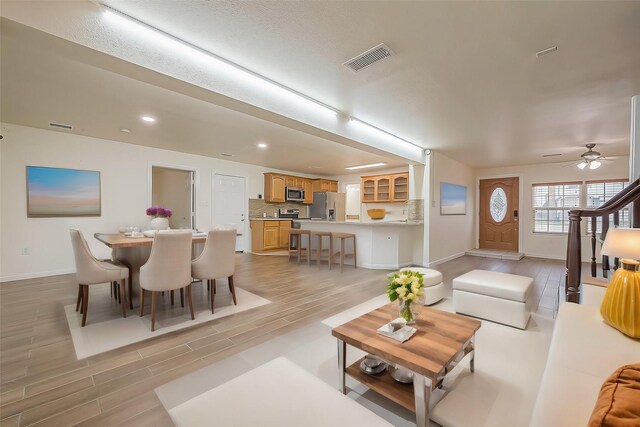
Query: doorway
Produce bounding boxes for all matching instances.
[479,177,519,251]
[212,174,246,252]
[151,166,195,229]
[344,183,361,221]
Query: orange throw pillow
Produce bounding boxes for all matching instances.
[588,364,640,427]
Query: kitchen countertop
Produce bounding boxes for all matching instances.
[249,218,294,221]
[295,219,423,226]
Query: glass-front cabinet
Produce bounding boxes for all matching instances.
[361,173,408,203]
[392,174,409,201]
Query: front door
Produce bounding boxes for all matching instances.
[479,177,519,251]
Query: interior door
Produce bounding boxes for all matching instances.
[213,174,246,251]
[479,177,519,251]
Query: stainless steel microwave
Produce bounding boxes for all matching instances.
[285,187,305,202]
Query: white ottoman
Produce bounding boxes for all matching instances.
[400,267,445,305]
[452,269,533,329]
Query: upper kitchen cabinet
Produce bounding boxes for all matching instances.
[392,173,409,201]
[361,172,409,203]
[303,179,314,204]
[312,179,339,193]
[285,176,296,187]
[264,173,286,202]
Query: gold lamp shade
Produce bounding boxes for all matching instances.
[600,228,640,338]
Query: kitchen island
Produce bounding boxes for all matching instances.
[297,220,423,270]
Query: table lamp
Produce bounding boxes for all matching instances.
[600,228,640,338]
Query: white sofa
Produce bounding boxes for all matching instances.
[530,286,640,426]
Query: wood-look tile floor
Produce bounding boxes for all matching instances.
[0,254,567,426]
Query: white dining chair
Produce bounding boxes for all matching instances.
[139,231,194,331]
[191,228,237,313]
[69,229,129,327]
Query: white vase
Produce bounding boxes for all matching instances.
[150,217,169,231]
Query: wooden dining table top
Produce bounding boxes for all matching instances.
[94,233,207,248]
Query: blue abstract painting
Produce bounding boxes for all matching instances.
[27,166,101,217]
[440,182,466,215]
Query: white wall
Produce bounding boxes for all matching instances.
[476,156,629,261]
[429,152,476,265]
[0,123,320,281]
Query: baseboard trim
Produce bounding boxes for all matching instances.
[427,251,467,268]
[0,268,75,283]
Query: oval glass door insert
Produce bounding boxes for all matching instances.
[490,188,508,222]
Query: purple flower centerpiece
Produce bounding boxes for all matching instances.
[146,206,172,230]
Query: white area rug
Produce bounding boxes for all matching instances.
[66,287,270,359]
[159,295,554,427]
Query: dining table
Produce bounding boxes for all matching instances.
[94,232,207,306]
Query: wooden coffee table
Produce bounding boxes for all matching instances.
[331,305,481,427]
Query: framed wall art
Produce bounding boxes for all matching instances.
[440,182,467,215]
[26,166,101,217]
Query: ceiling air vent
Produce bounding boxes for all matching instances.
[49,122,73,130]
[343,43,394,72]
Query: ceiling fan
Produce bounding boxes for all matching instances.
[576,143,604,170]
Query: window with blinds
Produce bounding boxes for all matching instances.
[586,180,630,234]
[532,182,581,233]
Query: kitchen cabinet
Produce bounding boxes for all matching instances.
[279,220,291,247]
[250,220,293,252]
[264,173,286,203]
[303,179,314,204]
[264,173,326,204]
[312,179,339,193]
[392,173,409,201]
[361,172,409,203]
[263,224,280,250]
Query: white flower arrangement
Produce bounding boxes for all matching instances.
[387,270,424,302]
[387,270,425,323]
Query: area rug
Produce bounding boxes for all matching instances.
[158,294,554,427]
[66,286,271,359]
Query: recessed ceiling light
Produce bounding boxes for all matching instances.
[141,116,156,123]
[345,162,387,170]
[221,153,234,157]
[542,153,561,157]
[257,143,268,148]
[120,128,131,133]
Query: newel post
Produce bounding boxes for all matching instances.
[565,211,582,303]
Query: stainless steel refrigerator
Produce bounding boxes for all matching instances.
[310,192,346,221]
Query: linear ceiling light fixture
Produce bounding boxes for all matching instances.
[101,4,423,153]
[101,5,339,118]
[536,46,558,58]
[348,116,422,150]
[345,162,387,170]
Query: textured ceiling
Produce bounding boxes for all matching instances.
[0,19,407,176]
[2,1,640,168]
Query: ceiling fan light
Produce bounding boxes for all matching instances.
[577,161,588,170]
[589,160,602,170]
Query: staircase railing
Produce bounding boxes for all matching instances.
[565,178,640,303]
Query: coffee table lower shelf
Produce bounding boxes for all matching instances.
[345,357,416,412]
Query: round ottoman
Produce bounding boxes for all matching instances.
[400,267,445,305]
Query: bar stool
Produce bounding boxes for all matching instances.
[288,229,311,265]
[331,232,357,272]
[310,231,333,269]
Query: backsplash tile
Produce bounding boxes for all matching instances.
[249,199,309,218]
[407,199,424,221]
